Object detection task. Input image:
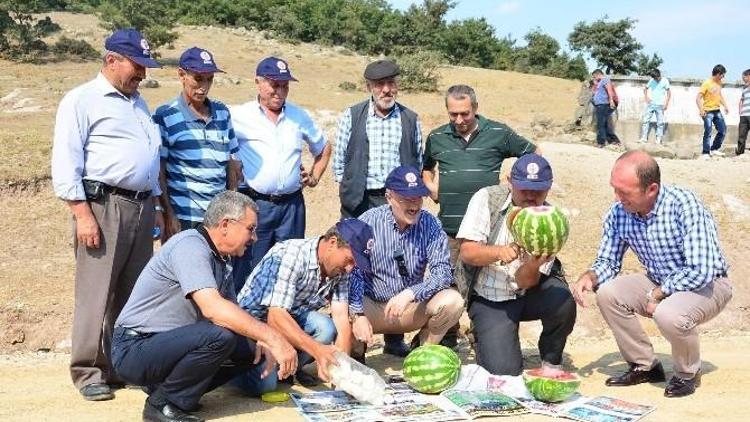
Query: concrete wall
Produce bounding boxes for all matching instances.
[609,75,744,148]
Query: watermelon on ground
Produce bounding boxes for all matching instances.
[523,368,581,402]
[508,205,569,255]
[402,344,460,394]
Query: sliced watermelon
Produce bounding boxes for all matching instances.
[523,368,580,402]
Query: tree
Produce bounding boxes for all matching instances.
[568,17,649,74]
[97,0,178,53]
[438,17,502,68]
[523,29,560,71]
[635,52,664,76]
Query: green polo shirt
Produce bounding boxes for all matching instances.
[424,115,536,235]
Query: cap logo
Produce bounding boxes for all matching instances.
[276,60,288,73]
[526,162,539,180]
[366,238,375,253]
[405,172,418,187]
[199,50,213,64]
[140,38,151,55]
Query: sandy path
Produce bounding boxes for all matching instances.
[0,333,746,421]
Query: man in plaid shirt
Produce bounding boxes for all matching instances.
[573,151,732,398]
[235,219,374,389]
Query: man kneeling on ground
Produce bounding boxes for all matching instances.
[112,191,298,422]
[457,154,576,376]
[235,219,374,388]
[349,166,464,362]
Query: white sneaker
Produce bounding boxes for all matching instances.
[638,138,647,143]
[655,137,662,145]
[701,154,711,160]
[711,150,726,157]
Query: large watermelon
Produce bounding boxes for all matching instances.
[508,205,569,255]
[523,368,580,402]
[402,344,460,394]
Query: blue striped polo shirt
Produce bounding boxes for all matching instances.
[153,95,239,223]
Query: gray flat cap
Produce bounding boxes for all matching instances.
[364,59,399,80]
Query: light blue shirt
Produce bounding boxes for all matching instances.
[646,77,670,106]
[230,100,326,195]
[51,72,162,201]
[592,77,612,105]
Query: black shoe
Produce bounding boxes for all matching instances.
[143,400,204,422]
[383,334,411,358]
[439,331,459,351]
[409,335,421,351]
[664,371,701,398]
[80,383,114,401]
[295,370,321,387]
[605,361,666,386]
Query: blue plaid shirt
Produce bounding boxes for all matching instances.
[348,205,452,314]
[591,185,728,295]
[332,99,422,189]
[237,238,348,320]
[153,95,238,222]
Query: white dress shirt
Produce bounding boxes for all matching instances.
[230,100,326,195]
[51,72,161,201]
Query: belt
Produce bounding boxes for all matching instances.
[84,180,151,200]
[365,188,386,196]
[119,327,148,338]
[238,187,301,203]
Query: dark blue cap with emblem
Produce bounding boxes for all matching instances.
[104,28,161,68]
[256,56,298,81]
[335,218,374,274]
[511,153,553,191]
[179,47,224,73]
[385,165,430,197]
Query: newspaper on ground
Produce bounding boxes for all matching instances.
[440,389,529,418]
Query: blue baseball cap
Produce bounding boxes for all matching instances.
[104,28,161,68]
[335,219,374,274]
[179,47,224,73]
[511,153,553,191]
[256,56,298,81]
[385,165,430,197]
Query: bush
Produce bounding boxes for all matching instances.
[392,49,443,92]
[338,81,358,92]
[51,36,99,61]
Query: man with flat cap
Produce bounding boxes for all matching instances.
[333,59,423,356]
[154,47,241,240]
[51,28,164,401]
[230,56,331,292]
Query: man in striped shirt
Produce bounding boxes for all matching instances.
[735,68,750,155]
[154,47,240,239]
[573,151,732,398]
[349,166,464,362]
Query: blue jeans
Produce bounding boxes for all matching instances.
[231,310,337,394]
[594,104,617,145]
[702,110,726,154]
[641,104,665,140]
[233,191,306,293]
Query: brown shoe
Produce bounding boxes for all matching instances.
[605,361,666,386]
[664,371,701,398]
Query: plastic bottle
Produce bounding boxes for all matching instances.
[327,351,388,405]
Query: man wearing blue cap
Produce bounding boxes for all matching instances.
[51,28,164,401]
[231,56,331,293]
[457,154,576,376]
[348,166,463,362]
[154,47,242,239]
[235,219,373,388]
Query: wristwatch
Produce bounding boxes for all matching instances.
[646,287,662,303]
[349,312,364,324]
[154,205,165,212]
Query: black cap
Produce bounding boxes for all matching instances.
[364,59,399,81]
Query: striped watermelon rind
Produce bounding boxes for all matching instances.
[522,369,580,402]
[509,205,569,255]
[402,344,460,394]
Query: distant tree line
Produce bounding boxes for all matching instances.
[3,0,663,83]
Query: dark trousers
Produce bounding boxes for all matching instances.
[70,193,154,389]
[233,191,305,293]
[737,116,750,155]
[468,275,576,376]
[595,104,618,145]
[111,321,263,411]
[340,190,387,219]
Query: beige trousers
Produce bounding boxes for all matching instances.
[596,273,732,379]
[363,289,464,344]
[69,193,154,389]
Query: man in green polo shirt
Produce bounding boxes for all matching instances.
[422,84,537,347]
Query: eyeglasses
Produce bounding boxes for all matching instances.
[387,193,423,206]
[228,218,257,235]
[393,249,409,278]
